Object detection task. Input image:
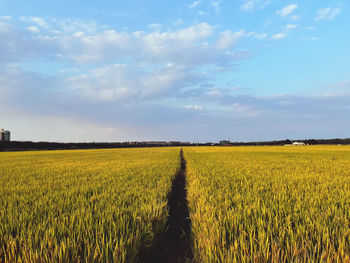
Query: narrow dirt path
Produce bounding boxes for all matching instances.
[143,148,193,263]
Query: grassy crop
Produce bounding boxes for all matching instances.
[185,146,350,262]
[0,147,180,262]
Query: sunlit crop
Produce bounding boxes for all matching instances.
[185,146,350,262]
[2,145,350,262]
[0,148,180,262]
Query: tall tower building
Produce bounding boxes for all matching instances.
[0,129,11,141]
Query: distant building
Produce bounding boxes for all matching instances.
[292,141,305,146]
[0,129,10,141]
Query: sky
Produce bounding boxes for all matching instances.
[0,0,349,142]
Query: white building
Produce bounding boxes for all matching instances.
[0,129,11,141]
[292,141,305,146]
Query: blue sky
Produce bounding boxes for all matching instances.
[0,0,349,142]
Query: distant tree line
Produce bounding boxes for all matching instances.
[1,138,349,151]
[219,138,350,146]
[0,141,194,151]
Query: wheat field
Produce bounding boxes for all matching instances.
[185,146,350,262]
[0,148,180,262]
[1,146,350,262]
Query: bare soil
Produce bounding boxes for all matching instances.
[142,149,193,263]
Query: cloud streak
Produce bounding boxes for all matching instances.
[316,7,341,21]
[286,24,298,30]
[215,30,247,50]
[271,33,286,39]
[276,4,298,18]
[211,1,221,14]
[241,0,271,11]
[189,0,201,8]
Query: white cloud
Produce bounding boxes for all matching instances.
[205,87,221,96]
[0,18,245,70]
[215,30,246,50]
[198,11,208,15]
[0,16,12,20]
[271,33,287,39]
[286,24,298,30]
[241,1,255,10]
[189,0,201,8]
[2,58,350,142]
[20,16,49,28]
[276,4,298,18]
[73,31,85,37]
[149,23,162,30]
[316,7,341,21]
[31,17,49,28]
[67,63,203,102]
[0,22,58,63]
[54,18,101,34]
[211,1,221,13]
[27,26,40,33]
[185,105,203,110]
[241,0,270,11]
[253,33,267,39]
[62,23,217,64]
[0,17,261,141]
[2,17,350,142]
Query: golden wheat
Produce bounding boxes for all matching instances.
[0,147,180,262]
[185,146,350,262]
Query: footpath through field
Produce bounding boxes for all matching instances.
[143,149,193,263]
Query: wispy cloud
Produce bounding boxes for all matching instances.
[20,16,49,28]
[241,0,270,11]
[26,26,40,33]
[316,7,341,21]
[211,1,221,13]
[241,1,255,11]
[286,24,298,30]
[215,30,247,50]
[271,33,287,40]
[198,11,208,16]
[253,33,267,39]
[189,0,201,8]
[185,105,203,110]
[149,23,162,30]
[276,4,298,18]
[0,16,12,20]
